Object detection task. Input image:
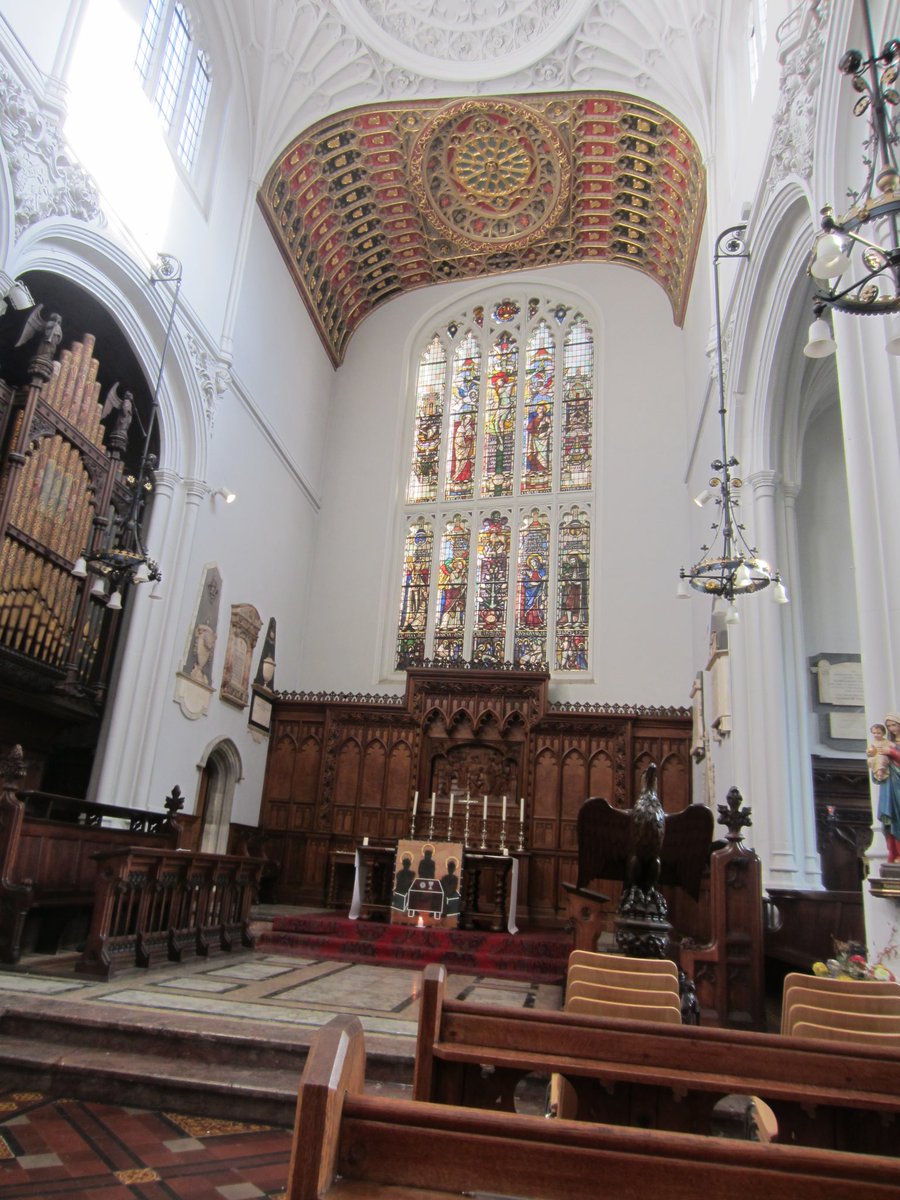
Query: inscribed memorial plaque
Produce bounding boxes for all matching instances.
[816,658,864,706]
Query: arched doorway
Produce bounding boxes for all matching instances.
[196,738,242,854]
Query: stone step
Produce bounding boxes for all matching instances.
[0,996,413,1125]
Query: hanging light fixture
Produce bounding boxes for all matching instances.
[804,0,900,356]
[72,253,182,602]
[679,226,789,610]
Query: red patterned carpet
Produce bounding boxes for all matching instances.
[259,914,570,983]
[0,1089,292,1200]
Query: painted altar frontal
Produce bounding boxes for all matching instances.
[391,839,463,929]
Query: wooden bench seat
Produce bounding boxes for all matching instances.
[287,1014,897,1200]
[413,962,900,1155]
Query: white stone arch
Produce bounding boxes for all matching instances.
[11,219,208,481]
[195,736,244,855]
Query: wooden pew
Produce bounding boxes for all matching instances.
[413,963,900,1156]
[288,1013,896,1199]
[0,777,184,962]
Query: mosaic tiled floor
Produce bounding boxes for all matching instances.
[0,1089,292,1199]
[0,950,562,1055]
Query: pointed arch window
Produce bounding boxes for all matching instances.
[395,295,595,673]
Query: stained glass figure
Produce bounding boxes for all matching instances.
[522,321,555,494]
[555,505,590,672]
[444,332,480,501]
[560,317,593,492]
[433,515,470,663]
[481,332,518,497]
[492,297,520,323]
[472,511,510,665]
[396,519,433,668]
[514,508,550,667]
[406,335,446,504]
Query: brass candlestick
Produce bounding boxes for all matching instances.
[499,822,507,853]
[517,815,525,852]
[479,815,487,850]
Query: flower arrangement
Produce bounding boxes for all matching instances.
[812,939,896,982]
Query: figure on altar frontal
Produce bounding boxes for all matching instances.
[391,853,416,912]
[418,845,436,878]
[441,856,461,916]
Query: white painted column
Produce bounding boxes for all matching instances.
[731,469,808,888]
[91,472,204,809]
[780,482,823,884]
[832,312,900,965]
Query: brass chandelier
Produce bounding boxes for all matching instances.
[805,0,900,357]
[679,227,788,619]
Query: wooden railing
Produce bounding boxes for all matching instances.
[0,770,185,963]
[75,848,264,979]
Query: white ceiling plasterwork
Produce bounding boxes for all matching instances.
[226,1,720,174]
[330,0,594,82]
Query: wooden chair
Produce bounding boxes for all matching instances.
[567,980,683,1008]
[565,993,683,1023]
[567,964,681,995]
[781,986,900,1035]
[782,972,900,1000]
[569,949,679,978]
[790,1019,900,1047]
[785,1004,900,1038]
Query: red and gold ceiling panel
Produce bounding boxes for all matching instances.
[259,93,705,367]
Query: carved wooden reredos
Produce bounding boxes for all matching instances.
[260,666,692,924]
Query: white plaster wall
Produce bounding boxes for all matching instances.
[299,261,695,707]
[0,0,71,76]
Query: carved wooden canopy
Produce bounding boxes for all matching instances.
[259,92,706,366]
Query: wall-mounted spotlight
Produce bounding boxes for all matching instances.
[211,487,236,504]
[0,272,35,315]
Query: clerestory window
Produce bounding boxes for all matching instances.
[395,294,594,674]
[135,0,211,172]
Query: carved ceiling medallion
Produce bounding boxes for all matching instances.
[260,92,705,367]
[411,100,570,250]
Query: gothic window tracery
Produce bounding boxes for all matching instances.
[396,294,594,673]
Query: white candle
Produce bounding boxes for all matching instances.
[431,791,436,817]
[483,794,488,821]
[520,796,525,822]
[448,792,454,819]
[502,794,507,823]
[412,790,418,816]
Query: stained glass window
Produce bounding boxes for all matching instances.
[560,317,593,491]
[433,515,471,663]
[555,506,590,671]
[397,297,595,674]
[396,519,433,669]
[406,335,446,503]
[481,333,518,498]
[444,333,480,501]
[472,512,511,665]
[522,321,554,494]
[514,509,550,667]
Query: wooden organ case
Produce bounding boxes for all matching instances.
[259,666,692,926]
[0,305,146,791]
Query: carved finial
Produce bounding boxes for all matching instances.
[717,785,752,841]
[164,784,185,817]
